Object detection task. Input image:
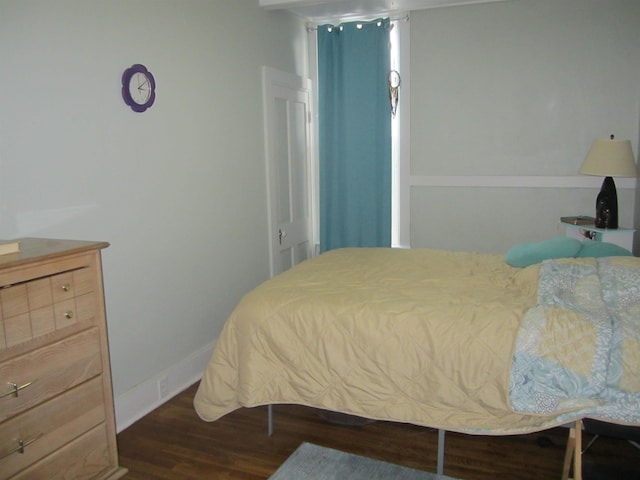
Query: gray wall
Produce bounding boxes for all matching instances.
[409,0,640,252]
[0,0,308,427]
[635,111,640,255]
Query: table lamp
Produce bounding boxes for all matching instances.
[579,134,637,229]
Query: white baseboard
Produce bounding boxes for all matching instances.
[114,340,215,433]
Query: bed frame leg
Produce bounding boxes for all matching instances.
[266,405,447,474]
[561,419,582,480]
[437,429,445,475]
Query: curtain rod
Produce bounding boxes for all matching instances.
[306,14,409,32]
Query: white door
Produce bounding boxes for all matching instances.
[262,67,314,277]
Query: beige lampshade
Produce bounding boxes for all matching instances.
[580,137,638,177]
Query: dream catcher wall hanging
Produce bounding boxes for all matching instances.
[388,69,401,117]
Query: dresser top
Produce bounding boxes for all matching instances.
[0,237,109,270]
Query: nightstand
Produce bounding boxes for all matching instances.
[561,218,635,251]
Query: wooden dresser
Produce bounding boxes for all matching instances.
[0,238,126,479]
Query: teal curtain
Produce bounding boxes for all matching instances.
[318,19,392,253]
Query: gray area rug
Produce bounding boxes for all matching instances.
[269,442,459,480]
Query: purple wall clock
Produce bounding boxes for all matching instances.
[121,64,156,113]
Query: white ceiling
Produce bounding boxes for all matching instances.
[259,0,507,22]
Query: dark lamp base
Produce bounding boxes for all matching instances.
[595,176,618,229]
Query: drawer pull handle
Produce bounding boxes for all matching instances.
[1,381,34,399]
[0,434,43,460]
[62,283,71,292]
[64,310,73,319]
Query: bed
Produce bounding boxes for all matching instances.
[193,246,640,475]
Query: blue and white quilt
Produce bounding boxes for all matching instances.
[510,256,640,425]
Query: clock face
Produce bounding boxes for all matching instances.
[122,64,155,112]
[129,72,152,105]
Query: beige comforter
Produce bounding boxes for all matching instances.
[194,247,568,434]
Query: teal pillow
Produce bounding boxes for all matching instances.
[575,241,632,258]
[505,237,582,267]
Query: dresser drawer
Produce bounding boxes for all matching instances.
[0,266,97,350]
[10,423,120,480]
[0,376,106,478]
[0,328,102,423]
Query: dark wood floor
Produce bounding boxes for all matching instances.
[117,382,640,479]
